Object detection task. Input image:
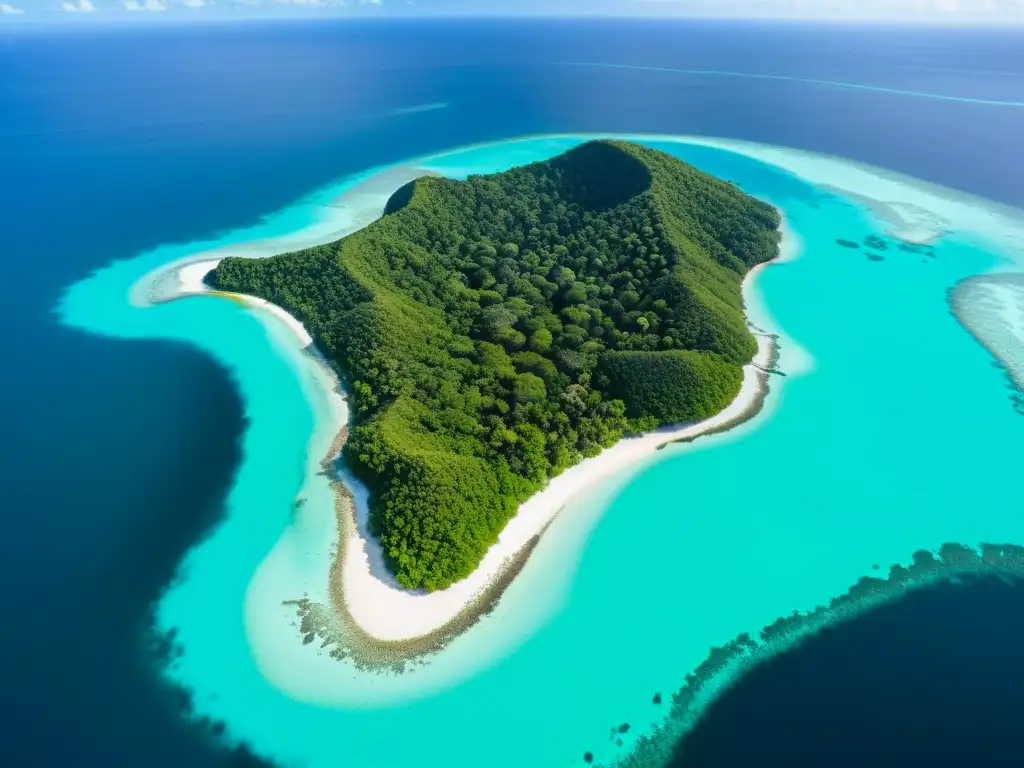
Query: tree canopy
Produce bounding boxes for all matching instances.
[211,140,780,590]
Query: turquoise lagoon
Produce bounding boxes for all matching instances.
[59,136,1024,768]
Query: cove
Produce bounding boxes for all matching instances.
[58,135,1024,768]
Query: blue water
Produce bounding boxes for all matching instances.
[2,18,1023,768]
[673,574,1024,768]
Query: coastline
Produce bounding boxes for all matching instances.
[336,341,778,645]
[70,129,1024,765]
[153,217,796,654]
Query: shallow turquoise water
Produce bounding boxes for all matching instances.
[60,137,1024,768]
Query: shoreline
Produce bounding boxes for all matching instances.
[337,339,778,645]
[328,219,797,646]
[71,129,1024,765]
[152,220,795,654]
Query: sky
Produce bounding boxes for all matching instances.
[2,0,1023,24]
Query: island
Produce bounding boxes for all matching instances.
[210,140,781,592]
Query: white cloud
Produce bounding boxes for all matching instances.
[0,2,25,12]
[633,0,1024,20]
[61,0,95,11]
[123,0,167,10]
[182,0,206,6]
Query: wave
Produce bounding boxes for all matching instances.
[559,62,1024,108]
[382,102,449,117]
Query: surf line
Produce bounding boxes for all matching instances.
[557,61,1024,108]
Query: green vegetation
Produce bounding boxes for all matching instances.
[600,350,744,432]
[211,140,780,590]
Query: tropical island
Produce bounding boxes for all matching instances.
[210,140,781,592]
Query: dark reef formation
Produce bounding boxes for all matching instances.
[863,235,889,251]
[899,242,935,257]
[837,236,937,262]
[667,571,1024,767]
[602,542,1024,768]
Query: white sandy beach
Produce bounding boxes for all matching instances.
[176,259,314,348]
[160,220,796,643]
[176,260,219,295]
[338,350,772,641]
[338,228,796,641]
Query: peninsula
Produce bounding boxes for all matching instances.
[210,140,781,592]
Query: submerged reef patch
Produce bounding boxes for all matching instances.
[285,528,542,672]
[863,235,890,252]
[605,543,1024,768]
[819,185,949,245]
[898,242,935,257]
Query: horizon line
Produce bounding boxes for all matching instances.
[4,13,1024,27]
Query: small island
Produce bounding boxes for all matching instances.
[211,140,780,591]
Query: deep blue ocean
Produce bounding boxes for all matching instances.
[1,19,1023,768]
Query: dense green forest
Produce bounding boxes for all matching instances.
[211,141,780,590]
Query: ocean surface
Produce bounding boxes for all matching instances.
[2,19,1023,768]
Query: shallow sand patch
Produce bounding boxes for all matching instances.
[950,272,1024,412]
